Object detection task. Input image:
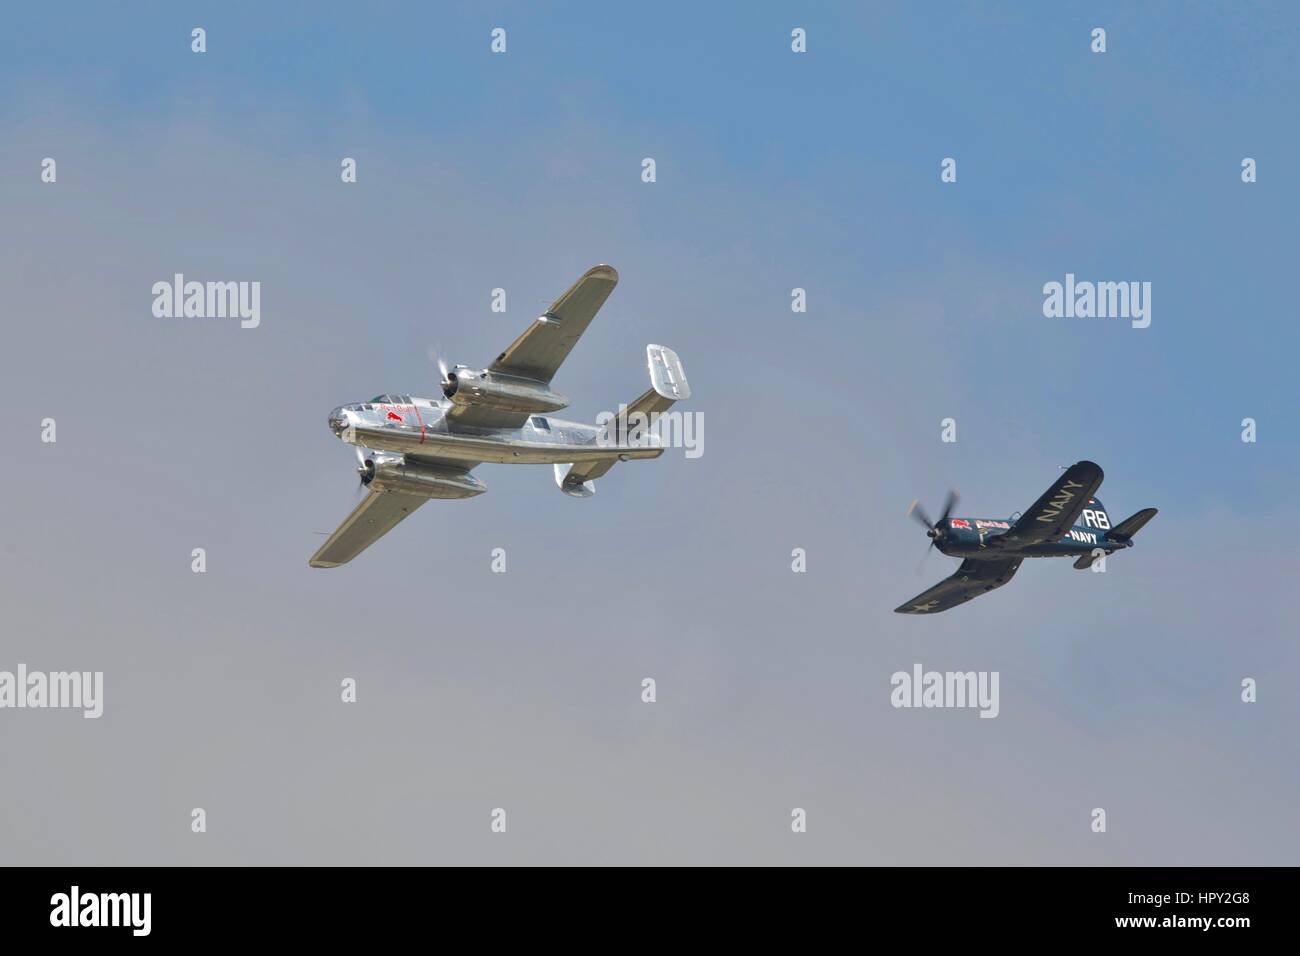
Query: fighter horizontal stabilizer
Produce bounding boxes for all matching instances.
[1108,507,1158,541]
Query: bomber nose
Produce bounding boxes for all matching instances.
[328,407,350,435]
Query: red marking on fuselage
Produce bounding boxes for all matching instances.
[387,411,403,422]
[410,401,426,444]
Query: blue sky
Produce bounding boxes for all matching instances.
[1,2,1296,863]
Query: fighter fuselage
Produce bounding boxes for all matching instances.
[932,515,1132,560]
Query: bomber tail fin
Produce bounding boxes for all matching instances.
[555,345,690,497]
[611,344,691,430]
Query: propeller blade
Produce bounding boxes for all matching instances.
[938,489,959,525]
[352,446,373,498]
[429,344,452,388]
[914,539,936,575]
[907,499,933,530]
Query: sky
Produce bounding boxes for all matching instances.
[1,2,1297,865]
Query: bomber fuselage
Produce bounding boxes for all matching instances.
[327,394,662,466]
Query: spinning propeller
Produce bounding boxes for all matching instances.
[353,444,375,497]
[313,445,375,533]
[429,345,457,393]
[907,489,959,569]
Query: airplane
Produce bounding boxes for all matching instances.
[894,460,1157,614]
[310,264,690,568]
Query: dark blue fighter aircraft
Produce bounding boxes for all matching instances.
[895,460,1157,615]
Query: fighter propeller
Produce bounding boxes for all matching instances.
[907,490,959,560]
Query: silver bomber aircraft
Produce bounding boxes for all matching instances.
[311,264,690,568]
[895,460,1158,614]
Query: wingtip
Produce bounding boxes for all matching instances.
[586,264,618,283]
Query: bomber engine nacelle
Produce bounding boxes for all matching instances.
[361,453,487,499]
[442,368,569,414]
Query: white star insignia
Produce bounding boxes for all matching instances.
[911,601,940,613]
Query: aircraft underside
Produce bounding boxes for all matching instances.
[939,538,1131,561]
[347,420,664,467]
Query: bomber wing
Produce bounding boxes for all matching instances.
[447,264,619,431]
[309,491,427,568]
